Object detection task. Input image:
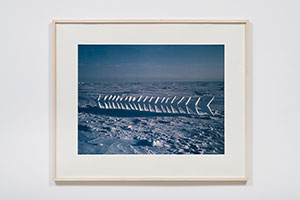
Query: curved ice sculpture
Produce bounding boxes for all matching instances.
[96,94,215,116]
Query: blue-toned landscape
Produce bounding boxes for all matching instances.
[78,81,224,154]
[78,45,224,154]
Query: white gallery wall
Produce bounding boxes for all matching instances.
[0,0,299,199]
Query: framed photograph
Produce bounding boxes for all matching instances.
[53,20,249,181]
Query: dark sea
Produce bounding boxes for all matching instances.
[78,81,224,154]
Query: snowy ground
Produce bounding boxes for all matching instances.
[78,81,224,154]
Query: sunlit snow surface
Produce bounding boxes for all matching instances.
[78,82,224,154]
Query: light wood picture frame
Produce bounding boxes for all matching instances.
[52,20,249,182]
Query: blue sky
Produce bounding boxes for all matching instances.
[78,45,224,82]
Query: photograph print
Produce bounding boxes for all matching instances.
[78,45,224,155]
